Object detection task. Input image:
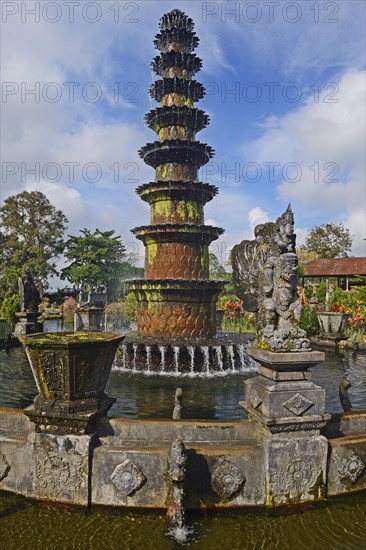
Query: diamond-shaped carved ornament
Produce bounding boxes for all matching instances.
[282,393,314,416]
[110,459,146,496]
[211,458,245,499]
[0,452,11,482]
[338,452,365,484]
[250,388,262,409]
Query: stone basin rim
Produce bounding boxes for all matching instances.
[20,332,125,347]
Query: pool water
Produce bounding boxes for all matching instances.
[1,347,365,548]
[1,490,365,549]
[0,347,365,419]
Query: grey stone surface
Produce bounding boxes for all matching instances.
[264,435,328,505]
[27,432,93,504]
[0,408,365,508]
[248,348,325,371]
[327,436,366,495]
[243,375,326,422]
[110,459,146,496]
[211,458,246,500]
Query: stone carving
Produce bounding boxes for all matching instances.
[250,388,262,409]
[18,269,42,313]
[166,439,187,531]
[271,455,318,496]
[232,205,310,351]
[282,393,314,416]
[339,379,352,412]
[172,388,183,420]
[111,459,146,496]
[211,458,245,499]
[167,439,187,482]
[338,452,365,484]
[30,452,84,496]
[0,452,11,482]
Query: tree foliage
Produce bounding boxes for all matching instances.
[305,223,353,258]
[0,191,67,298]
[61,229,126,300]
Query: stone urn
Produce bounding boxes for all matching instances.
[316,312,351,341]
[21,332,124,434]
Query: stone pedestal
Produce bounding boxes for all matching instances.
[241,347,330,505]
[27,432,95,504]
[74,308,105,332]
[14,312,42,336]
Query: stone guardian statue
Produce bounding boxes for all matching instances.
[231,205,310,352]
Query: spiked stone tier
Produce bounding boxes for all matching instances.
[130,9,225,339]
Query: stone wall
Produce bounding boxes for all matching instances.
[0,407,365,509]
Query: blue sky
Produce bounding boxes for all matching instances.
[2,0,365,283]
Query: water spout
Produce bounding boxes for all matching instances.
[188,346,195,373]
[214,345,223,371]
[132,344,138,371]
[159,345,166,372]
[228,345,235,371]
[173,346,180,373]
[146,345,152,372]
[201,346,210,374]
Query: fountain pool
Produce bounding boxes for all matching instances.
[1,346,365,419]
[1,489,365,549]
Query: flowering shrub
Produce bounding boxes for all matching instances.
[222,299,256,333]
[348,302,366,342]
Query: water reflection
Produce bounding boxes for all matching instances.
[0,347,365,419]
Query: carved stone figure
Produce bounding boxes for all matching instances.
[166,439,187,531]
[339,379,352,412]
[172,387,183,420]
[232,205,310,351]
[18,269,42,314]
[167,438,187,482]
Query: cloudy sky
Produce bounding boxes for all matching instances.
[2,0,365,281]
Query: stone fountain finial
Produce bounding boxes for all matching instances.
[129,9,225,340]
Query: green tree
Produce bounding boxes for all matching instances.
[304,223,353,258]
[0,191,67,299]
[61,229,126,301]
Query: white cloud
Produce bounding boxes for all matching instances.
[242,69,366,256]
[248,207,270,234]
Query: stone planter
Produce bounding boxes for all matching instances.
[21,332,124,434]
[317,312,351,340]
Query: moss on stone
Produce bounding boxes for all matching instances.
[201,247,209,273]
[147,243,158,264]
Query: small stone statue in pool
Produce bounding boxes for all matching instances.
[231,205,310,352]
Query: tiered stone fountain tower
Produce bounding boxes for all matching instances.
[121,10,252,373]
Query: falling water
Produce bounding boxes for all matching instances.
[237,344,247,371]
[201,346,210,374]
[121,345,128,369]
[173,346,180,373]
[227,345,236,371]
[146,345,152,372]
[188,346,195,373]
[159,345,166,372]
[214,345,224,371]
[132,344,138,371]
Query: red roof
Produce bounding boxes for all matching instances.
[304,257,366,277]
